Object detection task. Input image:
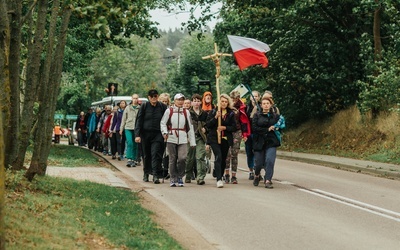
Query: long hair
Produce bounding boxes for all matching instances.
[220,93,234,110]
[159,93,171,106]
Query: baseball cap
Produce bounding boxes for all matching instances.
[147,89,158,97]
[174,93,185,100]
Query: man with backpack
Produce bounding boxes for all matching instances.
[135,89,167,184]
[160,93,196,187]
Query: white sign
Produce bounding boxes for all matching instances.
[230,84,249,98]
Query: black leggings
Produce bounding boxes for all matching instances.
[110,132,121,156]
[210,139,230,181]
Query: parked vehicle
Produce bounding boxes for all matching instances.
[68,122,77,145]
[91,96,148,109]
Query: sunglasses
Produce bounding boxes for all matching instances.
[150,95,158,98]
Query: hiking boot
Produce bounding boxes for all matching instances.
[231,176,238,184]
[265,180,273,189]
[117,156,121,161]
[249,172,254,180]
[153,177,160,184]
[253,176,260,186]
[170,181,176,187]
[135,160,141,166]
[224,174,230,184]
[112,155,116,160]
[143,174,149,182]
[178,178,184,187]
[197,180,205,185]
[217,180,224,188]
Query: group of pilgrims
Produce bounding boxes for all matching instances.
[77,88,285,189]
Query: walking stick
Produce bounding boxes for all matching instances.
[202,43,231,144]
[162,140,167,183]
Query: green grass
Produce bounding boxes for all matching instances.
[6,145,183,249]
[47,145,101,167]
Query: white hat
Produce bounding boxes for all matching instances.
[174,93,185,100]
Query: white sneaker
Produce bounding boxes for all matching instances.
[217,180,224,188]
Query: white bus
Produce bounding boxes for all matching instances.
[91,96,148,109]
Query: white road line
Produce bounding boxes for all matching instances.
[275,180,295,185]
[299,189,400,223]
[313,189,400,218]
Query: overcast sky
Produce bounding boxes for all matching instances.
[149,3,222,31]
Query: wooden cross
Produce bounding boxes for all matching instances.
[202,43,232,144]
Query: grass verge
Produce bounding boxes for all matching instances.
[281,106,400,165]
[6,145,183,249]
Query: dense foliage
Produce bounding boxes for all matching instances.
[166,34,229,96]
[171,0,400,126]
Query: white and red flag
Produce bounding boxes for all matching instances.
[227,35,270,70]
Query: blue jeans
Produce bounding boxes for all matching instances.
[78,130,86,146]
[254,147,277,181]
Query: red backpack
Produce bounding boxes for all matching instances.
[166,107,190,132]
[102,115,113,138]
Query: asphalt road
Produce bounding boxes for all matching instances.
[109,152,400,250]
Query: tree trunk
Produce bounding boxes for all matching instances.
[4,0,22,168]
[26,3,72,181]
[11,0,48,171]
[373,1,382,62]
[27,0,60,180]
[0,0,9,247]
[371,1,382,118]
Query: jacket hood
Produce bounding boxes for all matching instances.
[202,91,213,111]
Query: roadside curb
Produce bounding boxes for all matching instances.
[276,151,400,180]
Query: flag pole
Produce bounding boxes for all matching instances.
[243,83,261,112]
[202,43,232,144]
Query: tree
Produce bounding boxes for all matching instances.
[178,0,400,125]
[0,0,8,246]
[26,0,72,181]
[210,0,387,126]
[356,1,400,115]
[90,35,164,98]
[4,0,21,171]
[1,0,163,179]
[167,33,229,96]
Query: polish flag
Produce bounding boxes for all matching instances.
[227,35,270,70]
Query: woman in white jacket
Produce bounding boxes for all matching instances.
[160,93,196,187]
